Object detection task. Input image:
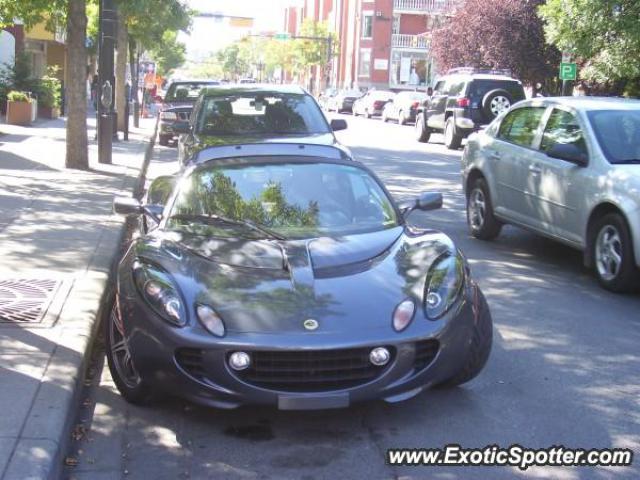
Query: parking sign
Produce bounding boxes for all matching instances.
[559,63,577,81]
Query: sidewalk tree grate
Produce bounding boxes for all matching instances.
[0,279,62,324]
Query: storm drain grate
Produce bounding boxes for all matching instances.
[0,279,61,324]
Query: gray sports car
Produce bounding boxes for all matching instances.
[110,142,492,410]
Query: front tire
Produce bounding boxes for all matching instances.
[438,286,492,387]
[365,109,371,119]
[591,213,637,292]
[444,117,463,150]
[106,302,154,405]
[467,177,502,240]
[415,114,431,142]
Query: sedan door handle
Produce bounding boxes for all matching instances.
[529,165,542,175]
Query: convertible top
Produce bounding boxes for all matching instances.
[191,143,351,165]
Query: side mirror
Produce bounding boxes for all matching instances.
[330,119,347,132]
[172,121,191,134]
[399,192,443,217]
[546,143,588,166]
[113,197,142,215]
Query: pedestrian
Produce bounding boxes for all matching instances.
[90,74,99,110]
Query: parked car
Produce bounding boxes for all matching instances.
[239,78,257,84]
[158,80,220,146]
[416,69,526,149]
[110,143,493,409]
[327,89,363,113]
[353,90,396,118]
[463,96,640,292]
[318,88,338,110]
[175,84,349,166]
[382,91,429,125]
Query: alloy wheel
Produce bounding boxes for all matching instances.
[109,306,141,389]
[468,188,486,230]
[490,96,511,116]
[595,225,623,281]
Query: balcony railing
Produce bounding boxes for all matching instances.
[392,34,430,49]
[393,0,461,15]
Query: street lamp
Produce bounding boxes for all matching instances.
[98,0,117,164]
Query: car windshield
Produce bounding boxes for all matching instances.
[166,161,399,239]
[196,93,330,135]
[587,109,640,164]
[164,82,215,102]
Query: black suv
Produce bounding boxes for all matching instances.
[415,69,526,149]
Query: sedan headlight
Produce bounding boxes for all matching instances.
[133,260,186,326]
[160,111,177,121]
[424,252,465,320]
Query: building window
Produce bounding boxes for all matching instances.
[359,49,371,77]
[390,50,429,87]
[362,12,373,39]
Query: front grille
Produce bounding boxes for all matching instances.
[413,339,439,371]
[175,348,205,381]
[233,347,395,392]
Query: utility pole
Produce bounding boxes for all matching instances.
[98,0,117,164]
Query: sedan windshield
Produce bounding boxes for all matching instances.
[196,93,330,136]
[587,109,640,164]
[166,162,398,239]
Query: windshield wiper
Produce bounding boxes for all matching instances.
[168,213,287,241]
[613,159,640,164]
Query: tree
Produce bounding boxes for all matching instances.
[431,0,560,88]
[292,19,337,71]
[216,43,250,80]
[539,0,640,89]
[148,31,186,77]
[0,0,89,169]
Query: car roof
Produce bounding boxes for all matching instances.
[518,96,640,111]
[441,74,520,82]
[168,80,219,85]
[200,84,308,97]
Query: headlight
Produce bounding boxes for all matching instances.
[160,111,177,121]
[424,252,465,319]
[133,260,186,326]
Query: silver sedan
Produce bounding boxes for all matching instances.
[462,97,640,292]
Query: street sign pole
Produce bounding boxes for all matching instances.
[560,53,576,96]
[98,0,117,164]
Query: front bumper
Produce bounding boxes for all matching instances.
[118,282,489,410]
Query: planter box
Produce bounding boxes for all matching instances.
[39,105,60,119]
[6,100,33,126]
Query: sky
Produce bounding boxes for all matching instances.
[180,0,303,60]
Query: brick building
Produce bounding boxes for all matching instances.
[284,0,460,93]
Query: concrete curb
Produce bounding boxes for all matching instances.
[2,122,158,480]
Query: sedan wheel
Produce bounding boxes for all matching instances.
[106,303,154,404]
[592,213,637,292]
[467,178,501,240]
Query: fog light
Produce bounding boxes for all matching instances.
[370,347,391,366]
[229,351,251,371]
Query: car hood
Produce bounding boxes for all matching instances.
[131,227,455,334]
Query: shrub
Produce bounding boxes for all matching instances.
[7,91,31,103]
[37,66,62,108]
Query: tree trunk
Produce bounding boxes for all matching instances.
[65,0,89,170]
[115,11,128,132]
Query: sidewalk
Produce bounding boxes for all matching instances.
[0,114,156,480]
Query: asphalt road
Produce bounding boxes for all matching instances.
[64,114,640,480]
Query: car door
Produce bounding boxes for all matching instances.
[529,107,590,245]
[426,80,449,129]
[488,106,547,225]
[179,96,202,165]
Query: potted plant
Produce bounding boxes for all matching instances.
[6,90,33,125]
[37,67,62,119]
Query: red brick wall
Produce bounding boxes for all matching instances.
[368,0,392,86]
[399,14,426,35]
